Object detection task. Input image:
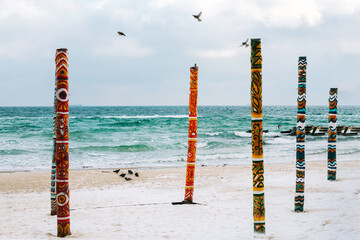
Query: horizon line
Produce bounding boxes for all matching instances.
[1,104,360,107]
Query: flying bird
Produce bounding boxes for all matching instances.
[239,38,249,48]
[193,11,202,22]
[117,31,126,36]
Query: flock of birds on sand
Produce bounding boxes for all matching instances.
[113,169,139,181]
[117,11,249,48]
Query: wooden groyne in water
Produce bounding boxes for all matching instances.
[281,126,360,136]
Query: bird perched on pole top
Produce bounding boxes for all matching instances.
[193,11,202,22]
[191,63,198,70]
[117,31,126,36]
[239,38,249,48]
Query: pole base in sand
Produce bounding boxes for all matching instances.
[172,200,199,205]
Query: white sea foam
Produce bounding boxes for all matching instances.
[234,131,251,137]
[205,132,222,136]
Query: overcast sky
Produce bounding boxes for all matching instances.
[0,0,359,106]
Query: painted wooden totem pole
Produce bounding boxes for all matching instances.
[55,48,71,237]
[294,56,307,212]
[328,88,338,181]
[51,53,59,216]
[184,64,199,203]
[250,39,265,233]
[51,114,57,215]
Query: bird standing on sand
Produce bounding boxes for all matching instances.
[239,38,249,48]
[113,169,120,173]
[119,173,126,177]
[128,170,134,174]
[117,31,126,36]
[193,11,202,22]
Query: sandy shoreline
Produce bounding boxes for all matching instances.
[1,160,359,239]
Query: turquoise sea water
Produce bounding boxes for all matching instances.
[0,106,359,171]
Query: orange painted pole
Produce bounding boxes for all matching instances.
[55,48,71,237]
[184,64,199,203]
[250,38,265,234]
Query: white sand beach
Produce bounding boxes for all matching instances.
[0,160,359,239]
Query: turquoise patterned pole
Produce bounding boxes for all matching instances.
[294,56,307,212]
[328,88,338,180]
